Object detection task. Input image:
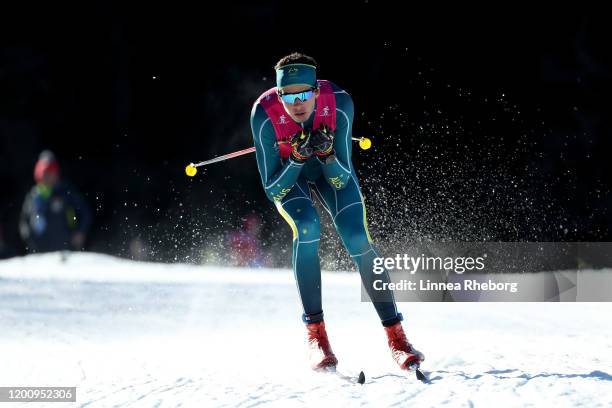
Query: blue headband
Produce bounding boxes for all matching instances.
[276,63,317,88]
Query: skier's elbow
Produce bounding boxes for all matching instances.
[265,185,293,202]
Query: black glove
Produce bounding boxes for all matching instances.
[289,130,313,162]
[310,124,334,158]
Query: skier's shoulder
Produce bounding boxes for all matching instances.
[250,89,279,149]
[250,100,267,122]
[325,80,353,112]
[250,103,274,139]
[25,184,39,198]
[54,181,88,205]
[250,85,275,119]
[21,185,38,211]
[54,180,76,196]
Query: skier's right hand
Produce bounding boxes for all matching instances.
[289,130,313,163]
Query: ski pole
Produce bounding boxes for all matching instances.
[185,137,372,177]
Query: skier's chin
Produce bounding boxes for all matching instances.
[292,111,308,122]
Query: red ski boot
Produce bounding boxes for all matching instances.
[306,321,338,370]
[384,322,425,370]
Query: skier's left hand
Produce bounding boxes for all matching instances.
[310,124,334,158]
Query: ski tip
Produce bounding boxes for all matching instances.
[357,371,366,384]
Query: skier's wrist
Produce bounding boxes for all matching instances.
[290,151,309,163]
[315,148,334,159]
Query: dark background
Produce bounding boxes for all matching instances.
[1,3,611,266]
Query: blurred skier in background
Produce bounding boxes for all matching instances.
[19,150,92,253]
[250,53,424,372]
[226,213,267,267]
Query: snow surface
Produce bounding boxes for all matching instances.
[0,252,611,407]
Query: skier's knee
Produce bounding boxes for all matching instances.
[346,233,371,256]
[295,217,320,242]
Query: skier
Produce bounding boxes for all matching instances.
[19,150,92,253]
[250,52,424,371]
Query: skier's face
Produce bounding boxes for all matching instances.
[278,84,319,123]
[41,171,59,187]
